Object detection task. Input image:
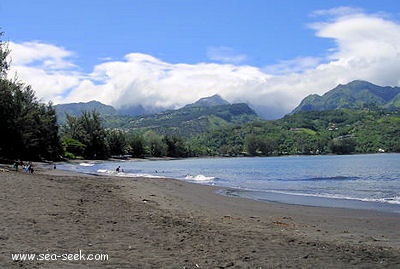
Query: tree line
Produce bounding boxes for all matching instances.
[0,32,61,161]
[60,110,191,159]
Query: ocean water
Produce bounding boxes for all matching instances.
[57,154,400,213]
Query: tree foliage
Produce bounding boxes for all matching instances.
[163,135,187,157]
[0,33,61,161]
[61,137,86,159]
[188,109,400,156]
[127,133,146,158]
[106,129,128,156]
[61,111,108,159]
[144,130,168,157]
[0,31,10,79]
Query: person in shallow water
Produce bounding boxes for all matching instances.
[116,166,120,173]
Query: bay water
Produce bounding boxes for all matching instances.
[57,154,400,213]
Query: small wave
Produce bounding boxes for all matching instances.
[117,172,163,179]
[184,174,215,182]
[359,196,400,205]
[280,176,361,182]
[255,190,400,205]
[307,193,400,205]
[96,169,163,178]
[80,163,95,167]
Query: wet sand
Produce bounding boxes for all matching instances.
[0,165,399,268]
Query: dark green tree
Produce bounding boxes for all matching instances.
[244,135,261,156]
[106,129,127,156]
[127,133,146,157]
[62,111,108,159]
[163,135,187,157]
[0,32,61,160]
[329,136,356,154]
[61,137,86,159]
[144,131,167,157]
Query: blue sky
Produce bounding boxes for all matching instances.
[1,0,400,118]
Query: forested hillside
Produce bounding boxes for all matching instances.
[122,102,261,137]
[189,109,400,156]
[292,80,400,113]
[54,100,119,124]
[55,96,262,137]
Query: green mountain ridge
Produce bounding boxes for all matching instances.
[55,96,262,137]
[54,100,119,124]
[292,80,400,113]
[123,102,260,137]
[188,81,400,156]
[184,94,230,108]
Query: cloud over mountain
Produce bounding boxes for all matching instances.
[7,8,400,119]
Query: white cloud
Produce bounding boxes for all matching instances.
[6,7,400,118]
[9,41,76,69]
[309,11,400,86]
[7,41,81,102]
[66,54,271,112]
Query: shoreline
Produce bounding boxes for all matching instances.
[1,166,400,268]
[219,189,400,215]
[54,157,400,215]
[47,161,400,215]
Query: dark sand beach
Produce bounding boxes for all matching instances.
[0,165,400,268]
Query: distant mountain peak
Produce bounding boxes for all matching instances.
[187,94,230,108]
[125,98,260,137]
[291,80,400,113]
[54,100,119,124]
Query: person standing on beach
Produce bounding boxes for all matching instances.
[13,161,19,171]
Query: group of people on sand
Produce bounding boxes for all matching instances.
[13,160,34,173]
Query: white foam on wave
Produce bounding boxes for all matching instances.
[96,169,163,178]
[316,193,400,205]
[80,163,95,167]
[117,172,163,179]
[184,174,215,183]
[262,190,400,205]
[366,196,400,205]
